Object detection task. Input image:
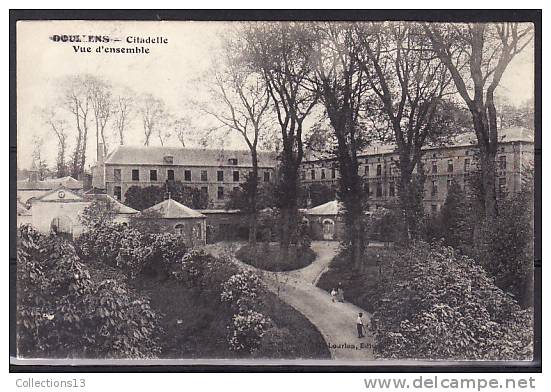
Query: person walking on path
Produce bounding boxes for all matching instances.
[330,288,337,302]
[356,312,366,338]
[337,282,345,302]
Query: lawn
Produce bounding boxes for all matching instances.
[235,243,316,272]
[316,246,398,313]
[132,271,330,359]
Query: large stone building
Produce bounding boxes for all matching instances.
[300,127,534,214]
[96,146,277,209]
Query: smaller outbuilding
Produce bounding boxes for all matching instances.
[142,198,207,246]
[304,200,346,241]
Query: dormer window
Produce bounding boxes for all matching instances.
[228,158,238,165]
[164,155,174,164]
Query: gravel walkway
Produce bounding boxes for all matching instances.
[205,241,374,361]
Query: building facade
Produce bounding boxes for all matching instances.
[300,128,534,214]
[97,146,277,209]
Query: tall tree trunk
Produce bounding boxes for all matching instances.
[248,151,259,248]
[279,153,299,262]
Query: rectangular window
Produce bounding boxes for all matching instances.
[389,182,395,197]
[217,186,224,199]
[301,171,306,181]
[447,159,454,173]
[201,186,208,198]
[311,170,316,180]
[150,169,157,181]
[499,155,507,170]
[201,170,208,182]
[376,182,383,197]
[167,169,175,181]
[114,168,121,181]
[431,204,438,213]
[376,164,382,176]
[364,165,369,176]
[217,170,224,182]
[184,170,192,181]
[264,171,270,182]
[364,182,370,197]
[114,186,122,201]
[447,178,453,189]
[464,158,470,173]
[432,161,438,174]
[321,169,326,179]
[233,171,240,182]
[431,180,438,196]
[228,158,238,165]
[499,177,507,195]
[132,169,140,181]
[331,168,336,179]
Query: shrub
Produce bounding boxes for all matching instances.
[227,310,271,353]
[17,225,162,359]
[221,271,271,353]
[220,270,264,312]
[372,241,532,360]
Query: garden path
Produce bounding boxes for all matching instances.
[204,241,374,361]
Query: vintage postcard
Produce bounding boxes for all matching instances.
[13,16,537,366]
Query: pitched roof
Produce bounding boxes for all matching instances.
[17,176,83,191]
[302,127,534,163]
[105,145,277,168]
[143,198,205,219]
[33,186,85,202]
[82,193,139,215]
[305,200,343,216]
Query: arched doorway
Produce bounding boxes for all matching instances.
[50,215,73,239]
[174,223,185,237]
[322,218,335,240]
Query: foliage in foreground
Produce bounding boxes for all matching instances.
[16,225,162,359]
[372,242,533,360]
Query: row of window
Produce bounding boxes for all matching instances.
[114,168,271,183]
[304,156,508,180]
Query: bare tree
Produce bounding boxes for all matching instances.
[202,33,272,247]
[89,76,112,157]
[112,89,134,145]
[242,22,319,258]
[43,108,69,178]
[424,22,533,218]
[355,22,455,239]
[171,116,190,148]
[31,135,48,180]
[138,93,166,146]
[62,75,92,179]
[312,23,370,267]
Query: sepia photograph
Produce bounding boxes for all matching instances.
[12,13,538,367]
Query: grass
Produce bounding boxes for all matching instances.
[131,267,330,359]
[316,246,399,313]
[235,243,316,272]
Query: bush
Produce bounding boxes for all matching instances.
[17,225,162,359]
[372,241,533,360]
[235,243,316,272]
[221,271,271,353]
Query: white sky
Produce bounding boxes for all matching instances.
[16,20,535,170]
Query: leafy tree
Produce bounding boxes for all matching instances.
[242,22,319,260]
[439,180,473,248]
[79,199,117,229]
[373,241,532,360]
[124,185,164,211]
[424,22,533,219]
[300,182,336,208]
[124,181,208,211]
[17,225,162,358]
